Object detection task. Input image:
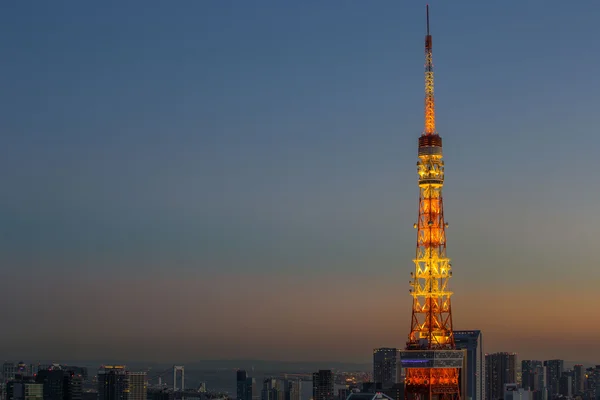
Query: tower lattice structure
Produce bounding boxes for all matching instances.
[402,6,462,400]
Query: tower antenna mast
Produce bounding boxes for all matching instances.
[426,4,430,35]
[423,4,435,136]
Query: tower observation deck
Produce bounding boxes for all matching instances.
[401,6,463,400]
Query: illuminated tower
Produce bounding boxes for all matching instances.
[401,6,463,400]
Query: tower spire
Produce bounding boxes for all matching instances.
[426,4,430,35]
[424,4,435,136]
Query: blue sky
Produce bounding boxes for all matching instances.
[1,0,600,362]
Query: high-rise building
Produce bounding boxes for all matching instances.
[237,371,247,400]
[261,379,283,400]
[236,371,253,400]
[373,348,401,389]
[6,381,44,400]
[520,361,541,392]
[520,361,543,400]
[454,331,484,400]
[543,360,563,400]
[6,379,44,400]
[125,373,146,400]
[559,372,572,398]
[261,379,271,400]
[590,365,600,400]
[284,380,300,400]
[573,365,584,396]
[583,366,597,400]
[97,366,128,400]
[3,363,17,382]
[485,353,517,400]
[312,371,334,400]
[65,373,82,400]
[35,370,64,400]
[504,384,530,400]
[35,369,82,400]
[273,381,284,400]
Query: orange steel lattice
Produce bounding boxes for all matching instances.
[404,6,461,400]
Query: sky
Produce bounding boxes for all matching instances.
[1,0,600,364]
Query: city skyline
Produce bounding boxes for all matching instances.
[2,0,600,362]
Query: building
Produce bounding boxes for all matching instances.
[35,369,82,400]
[312,371,334,400]
[6,381,44,400]
[236,371,247,400]
[573,365,584,396]
[583,366,597,400]
[62,367,88,383]
[543,360,563,400]
[260,379,271,400]
[97,366,128,400]
[382,384,404,400]
[454,331,484,400]
[65,374,82,400]
[520,361,542,392]
[559,372,572,398]
[236,371,253,400]
[486,353,517,400]
[23,383,43,400]
[373,348,401,390]
[504,384,530,400]
[125,373,146,400]
[284,380,300,400]
[360,384,382,393]
[520,361,543,400]
[35,370,64,400]
[261,379,283,400]
[589,365,600,400]
[3,363,17,382]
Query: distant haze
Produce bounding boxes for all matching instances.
[2,0,600,363]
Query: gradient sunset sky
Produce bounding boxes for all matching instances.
[2,0,600,363]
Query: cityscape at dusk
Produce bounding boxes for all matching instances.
[2,2,600,400]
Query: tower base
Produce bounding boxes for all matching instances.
[401,350,463,400]
[404,367,460,400]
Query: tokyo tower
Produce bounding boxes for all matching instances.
[400,6,464,400]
